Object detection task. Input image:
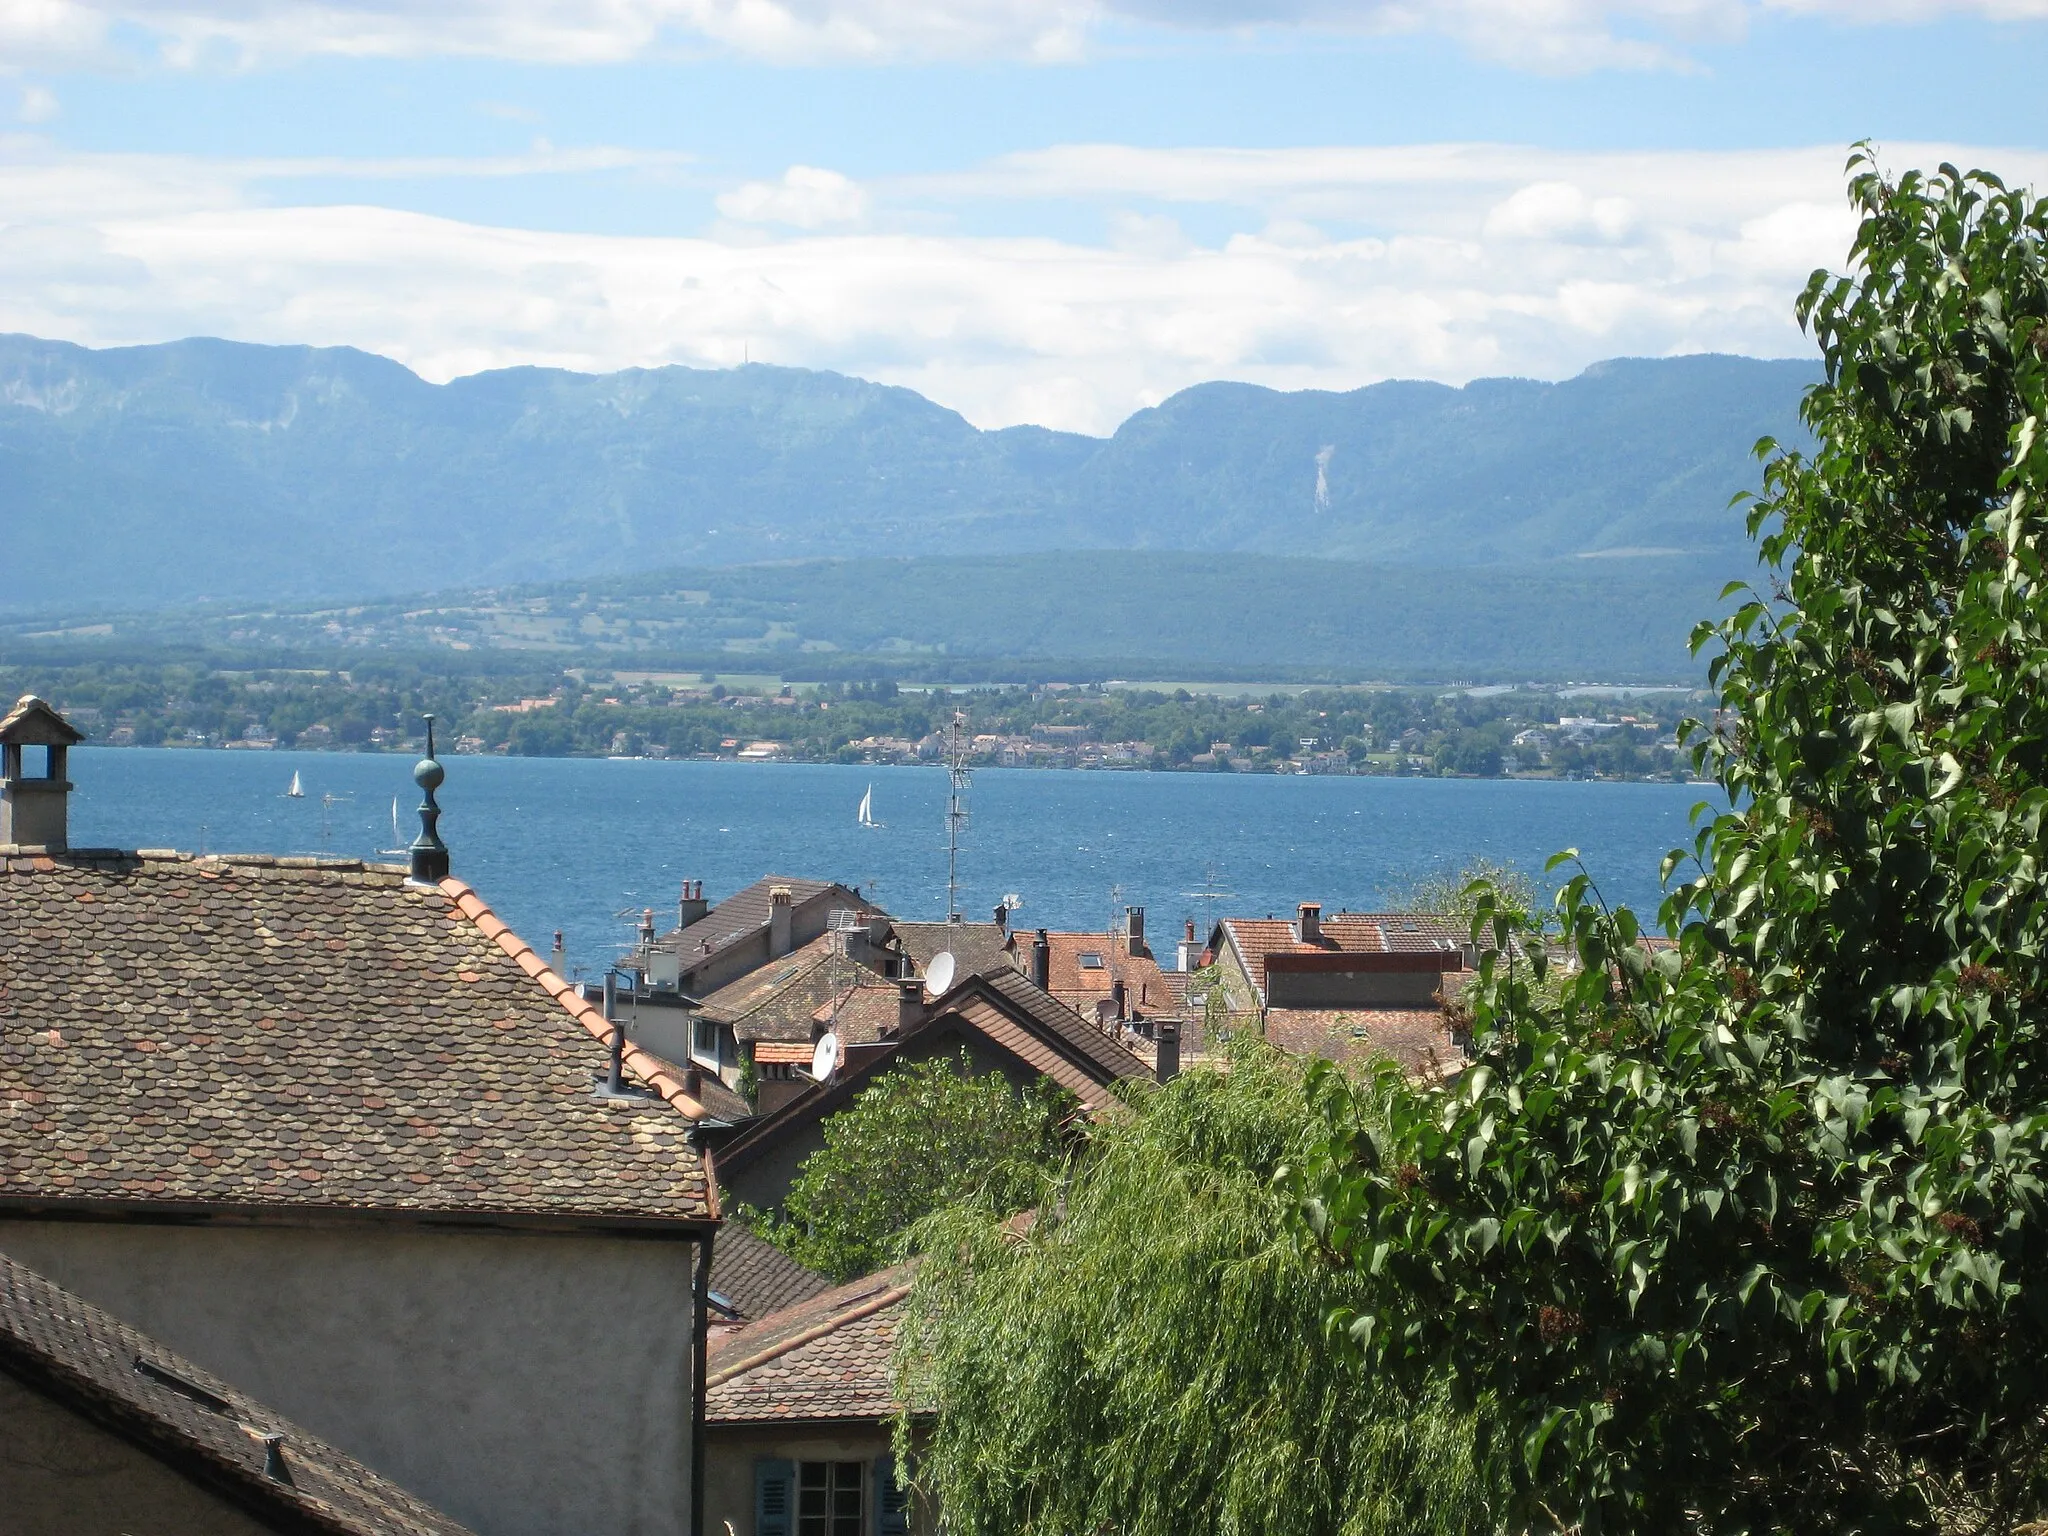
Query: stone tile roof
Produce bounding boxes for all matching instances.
[704,1265,914,1426]
[1219,913,1467,999]
[0,1249,473,1536]
[0,849,713,1226]
[699,934,865,1043]
[811,983,902,1046]
[707,1227,833,1322]
[659,877,849,966]
[1262,1006,1462,1076]
[888,921,1016,982]
[0,694,84,746]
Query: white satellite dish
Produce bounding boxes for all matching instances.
[810,1032,841,1082]
[925,951,957,995]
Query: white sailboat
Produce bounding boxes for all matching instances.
[379,795,407,855]
[286,771,305,799]
[857,784,884,829]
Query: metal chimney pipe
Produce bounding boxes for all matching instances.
[1155,1021,1181,1084]
[603,971,626,1094]
[1030,930,1050,990]
[1111,977,1127,1022]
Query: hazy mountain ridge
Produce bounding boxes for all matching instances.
[0,333,1816,613]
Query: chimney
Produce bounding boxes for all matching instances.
[1125,905,1145,957]
[682,1063,704,1098]
[1297,902,1322,945]
[993,902,1008,934]
[639,908,656,947]
[1111,977,1127,1022]
[550,930,565,974]
[0,696,82,852]
[897,977,925,1033]
[677,880,710,928]
[1177,918,1201,974]
[768,885,794,958]
[1030,929,1050,990]
[1155,1020,1181,1084]
[407,715,449,886]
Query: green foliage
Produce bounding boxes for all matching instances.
[739,1052,1074,1283]
[1390,857,1542,920]
[896,1040,1506,1536]
[1293,152,2048,1532]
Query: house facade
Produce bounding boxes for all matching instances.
[0,700,720,1536]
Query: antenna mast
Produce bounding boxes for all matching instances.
[945,709,971,922]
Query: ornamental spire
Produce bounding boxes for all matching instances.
[408,715,450,885]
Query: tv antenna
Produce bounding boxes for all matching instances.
[944,709,971,922]
[1181,863,1236,933]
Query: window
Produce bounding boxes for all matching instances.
[1078,952,1105,970]
[692,1016,721,1065]
[798,1460,864,1536]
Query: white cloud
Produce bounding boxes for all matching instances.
[2,137,2043,435]
[715,165,868,228]
[0,0,2036,70]
[17,84,59,122]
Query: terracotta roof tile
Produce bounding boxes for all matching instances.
[1220,912,1468,999]
[706,1227,833,1322]
[0,850,711,1225]
[0,1249,474,1535]
[704,1265,913,1425]
[812,984,902,1046]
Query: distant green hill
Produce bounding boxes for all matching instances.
[15,549,1752,684]
[0,334,1813,613]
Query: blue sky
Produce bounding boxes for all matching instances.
[2,3,2044,431]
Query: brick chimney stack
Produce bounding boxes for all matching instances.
[768,885,794,958]
[0,696,82,853]
[1124,905,1145,958]
[1298,902,1322,945]
[897,977,924,1033]
[677,880,710,929]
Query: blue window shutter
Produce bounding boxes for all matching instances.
[874,1453,911,1535]
[755,1457,794,1536]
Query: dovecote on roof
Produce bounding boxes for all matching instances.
[0,696,84,853]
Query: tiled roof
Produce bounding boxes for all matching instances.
[1034,932,1178,1021]
[0,1249,473,1536]
[0,694,84,746]
[888,921,1016,981]
[704,1265,914,1425]
[715,971,1148,1183]
[1219,913,1466,999]
[811,983,903,1046]
[660,877,850,967]
[706,1227,833,1322]
[1262,1006,1461,1076]
[975,968,1150,1092]
[696,934,843,1039]
[0,849,713,1226]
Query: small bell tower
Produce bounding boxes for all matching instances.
[0,695,85,852]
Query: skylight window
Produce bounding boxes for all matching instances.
[1078,952,1105,969]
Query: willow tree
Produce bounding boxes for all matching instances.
[895,1041,1505,1536]
[1296,152,2048,1532]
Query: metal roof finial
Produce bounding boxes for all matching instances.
[408,715,450,885]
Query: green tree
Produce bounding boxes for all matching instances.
[897,1040,1504,1536]
[1295,152,2048,1531]
[740,1052,1074,1282]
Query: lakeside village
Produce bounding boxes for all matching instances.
[0,691,1480,1536]
[7,661,1704,779]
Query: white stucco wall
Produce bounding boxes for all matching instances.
[0,1220,700,1536]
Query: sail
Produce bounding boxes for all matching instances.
[287,772,303,798]
[858,785,874,826]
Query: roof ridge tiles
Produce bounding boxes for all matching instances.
[434,877,714,1136]
[704,1275,915,1390]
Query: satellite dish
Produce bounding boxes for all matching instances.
[810,1032,841,1082]
[925,951,957,995]
[1002,893,1023,911]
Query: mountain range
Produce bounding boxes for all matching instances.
[0,334,1816,615]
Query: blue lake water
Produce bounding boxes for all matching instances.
[68,749,1721,981]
